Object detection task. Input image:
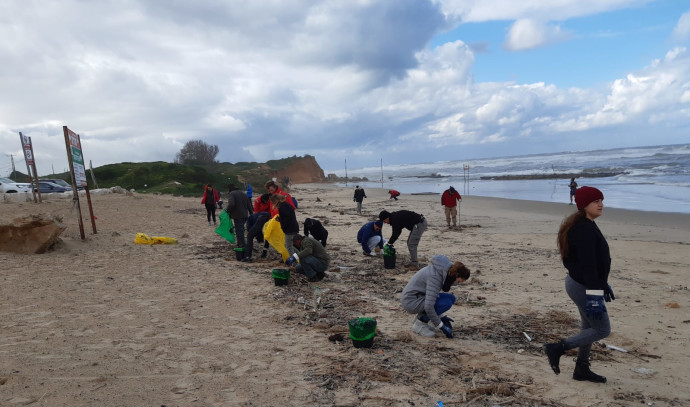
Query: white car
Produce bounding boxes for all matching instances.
[0,177,32,193]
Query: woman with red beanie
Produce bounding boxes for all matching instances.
[544,186,614,384]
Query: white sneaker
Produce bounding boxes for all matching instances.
[412,318,435,337]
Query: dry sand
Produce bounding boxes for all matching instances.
[1,184,689,407]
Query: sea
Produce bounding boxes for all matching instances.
[328,144,690,215]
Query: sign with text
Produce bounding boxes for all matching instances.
[66,128,87,187]
[21,134,34,165]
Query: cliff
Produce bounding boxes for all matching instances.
[272,155,326,184]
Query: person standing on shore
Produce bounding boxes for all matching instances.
[569,178,578,205]
[353,185,367,214]
[401,255,470,338]
[201,184,220,226]
[544,186,614,384]
[379,209,427,269]
[441,186,462,228]
[225,184,254,248]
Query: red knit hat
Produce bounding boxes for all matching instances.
[575,186,604,210]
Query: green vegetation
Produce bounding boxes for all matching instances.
[9,155,314,197]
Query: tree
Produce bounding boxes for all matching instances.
[175,140,219,165]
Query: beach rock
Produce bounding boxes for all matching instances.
[0,215,66,254]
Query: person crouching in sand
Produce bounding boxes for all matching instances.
[401,255,470,338]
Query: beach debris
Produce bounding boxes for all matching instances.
[0,215,66,254]
[665,302,680,308]
[523,332,532,342]
[632,367,655,375]
[134,233,178,245]
[605,343,628,353]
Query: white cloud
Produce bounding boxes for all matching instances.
[504,19,571,51]
[673,11,690,41]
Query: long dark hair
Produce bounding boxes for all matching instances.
[557,210,586,260]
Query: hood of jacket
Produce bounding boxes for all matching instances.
[430,255,452,276]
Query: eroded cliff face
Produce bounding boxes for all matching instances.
[273,156,325,184]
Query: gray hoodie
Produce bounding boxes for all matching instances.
[401,255,452,328]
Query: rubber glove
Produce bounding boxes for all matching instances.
[285,254,299,267]
[603,285,615,302]
[440,323,453,339]
[440,316,454,330]
[585,290,606,320]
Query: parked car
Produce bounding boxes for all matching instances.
[42,178,84,190]
[33,181,72,194]
[41,178,72,188]
[0,177,31,193]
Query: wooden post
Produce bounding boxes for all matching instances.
[63,126,85,240]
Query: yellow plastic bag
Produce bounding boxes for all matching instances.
[263,216,289,261]
[134,233,178,245]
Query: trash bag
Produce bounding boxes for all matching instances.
[263,215,289,262]
[134,233,178,245]
[215,210,235,244]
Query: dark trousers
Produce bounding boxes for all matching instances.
[205,204,216,222]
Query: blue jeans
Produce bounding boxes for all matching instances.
[295,256,328,281]
[418,293,456,321]
[564,275,611,362]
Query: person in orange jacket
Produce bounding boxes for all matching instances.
[388,189,400,200]
[265,180,295,216]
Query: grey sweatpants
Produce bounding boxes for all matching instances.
[407,217,427,266]
[564,275,611,362]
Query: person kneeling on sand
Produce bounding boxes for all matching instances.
[285,234,330,282]
[357,220,385,256]
[401,255,470,338]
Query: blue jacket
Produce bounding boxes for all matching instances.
[357,221,383,254]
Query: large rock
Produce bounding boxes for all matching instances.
[0,215,67,254]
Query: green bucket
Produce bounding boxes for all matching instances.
[271,268,290,286]
[348,317,377,348]
[233,247,245,261]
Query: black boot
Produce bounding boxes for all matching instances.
[573,360,607,383]
[544,341,566,374]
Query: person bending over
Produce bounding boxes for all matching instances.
[401,255,470,338]
[285,234,330,282]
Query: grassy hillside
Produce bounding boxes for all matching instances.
[10,155,317,197]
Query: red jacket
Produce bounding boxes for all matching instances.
[441,189,461,207]
[201,187,220,205]
[254,197,271,213]
[269,187,295,216]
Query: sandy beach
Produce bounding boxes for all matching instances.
[1,184,689,407]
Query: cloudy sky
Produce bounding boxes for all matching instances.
[1,0,689,177]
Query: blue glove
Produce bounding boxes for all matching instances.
[285,254,298,267]
[603,285,615,302]
[440,323,453,339]
[585,290,606,320]
[440,316,454,330]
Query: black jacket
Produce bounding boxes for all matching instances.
[304,218,328,245]
[563,218,611,290]
[277,202,300,234]
[387,210,424,245]
[353,188,366,202]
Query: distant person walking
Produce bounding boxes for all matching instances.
[379,209,427,269]
[353,185,367,214]
[441,186,462,228]
[388,189,400,200]
[303,218,329,247]
[569,178,578,205]
[544,186,613,384]
[225,184,253,248]
[201,184,220,226]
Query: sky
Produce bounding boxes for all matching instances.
[1,0,689,177]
